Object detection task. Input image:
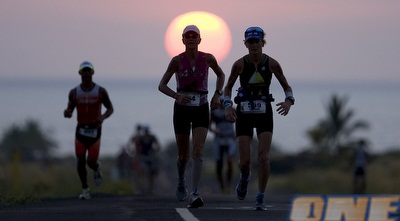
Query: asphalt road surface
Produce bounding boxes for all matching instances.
[0,193,293,221]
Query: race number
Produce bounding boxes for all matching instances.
[181,92,201,106]
[240,100,266,114]
[78,128,98,138]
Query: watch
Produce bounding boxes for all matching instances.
[286,96,295,105]
[215,90,223,96]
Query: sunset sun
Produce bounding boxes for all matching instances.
[164,11,232,62]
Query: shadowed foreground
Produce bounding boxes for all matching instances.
[0,193,292,221]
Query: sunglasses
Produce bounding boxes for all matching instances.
[246,39,261,44]
[184,33,199,39]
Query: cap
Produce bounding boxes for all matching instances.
[182,25,200,36]
[79,61,94,72]
[244,27,265,42]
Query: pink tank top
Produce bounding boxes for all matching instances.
[175,51,209,105]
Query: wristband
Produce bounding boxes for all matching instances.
[285,91,295,105]
[223,100,233,109]
[285,96,295,105]
[285,91,293,98]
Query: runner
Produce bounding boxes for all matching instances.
[64,61,114,199]
[223,27,295,210]
[158,25,225,208]
[209,98,236,193]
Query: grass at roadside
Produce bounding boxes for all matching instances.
[0,157,134,205]
[1,153,399,205]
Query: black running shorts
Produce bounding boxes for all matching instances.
[173,103,210,134]
[235,103,273,137]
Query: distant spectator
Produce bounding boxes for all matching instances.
[134,126,160,195]
[130,124,144,156]
[351,139,371,194]
[116,145,133,179]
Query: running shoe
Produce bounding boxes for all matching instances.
[235,173,250,200]
[79,188,91,200]
[176,176,188,201]
[254,192,267,211]
[94,164,103,186]
[187,192,204,208]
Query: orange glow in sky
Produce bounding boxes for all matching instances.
[164,11,232,62]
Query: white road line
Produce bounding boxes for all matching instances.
[176,208,200,221]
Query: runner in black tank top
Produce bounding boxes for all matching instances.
[222,27,295,211]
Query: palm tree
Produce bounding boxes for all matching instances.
[307,94,370,154]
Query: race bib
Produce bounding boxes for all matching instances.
[78,127,98,138]
[181,92,201,106]
[240,100,266,114]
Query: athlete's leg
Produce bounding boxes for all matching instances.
[216,159,224,190]
[87,139,101,171]
[226,150,234,188]
[75,139,88,189]
[191,127,208,193]
[176,133,190,177]
[235,135,252,200]
[256,131,272,193]
[176,134,190,164]
[226,139,236,189]
[237,135,252,175]
[213,139,224,190]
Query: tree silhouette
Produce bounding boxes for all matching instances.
[307,94,370,154]
[0,119,57,162]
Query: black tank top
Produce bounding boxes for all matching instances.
[239,54,272,98]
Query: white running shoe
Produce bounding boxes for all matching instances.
[79,188,91,200]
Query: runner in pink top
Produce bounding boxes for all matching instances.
[159,25,225,208]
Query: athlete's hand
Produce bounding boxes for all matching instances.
[225,107,237,122]
[276,100,292,116]
[93,116,106,127]
[174,93,191,104]
[64,109,73,118]
[210,94,220,110]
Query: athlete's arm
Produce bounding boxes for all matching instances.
[96,87,114,125]
[63,89,76,118]
[158,56,191,104]
[207,53,225,110]
[223,58,243,122]
[270,57,293,116]
[270,57,292,94]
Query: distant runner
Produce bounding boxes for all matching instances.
[64,61,114,200]
[209,98,236,193]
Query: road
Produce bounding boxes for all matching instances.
[0,193,293,221]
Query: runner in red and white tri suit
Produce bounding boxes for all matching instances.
[64,61,114,200]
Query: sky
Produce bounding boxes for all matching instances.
[1,0,399,83]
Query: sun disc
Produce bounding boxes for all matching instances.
[165,11,231,62]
